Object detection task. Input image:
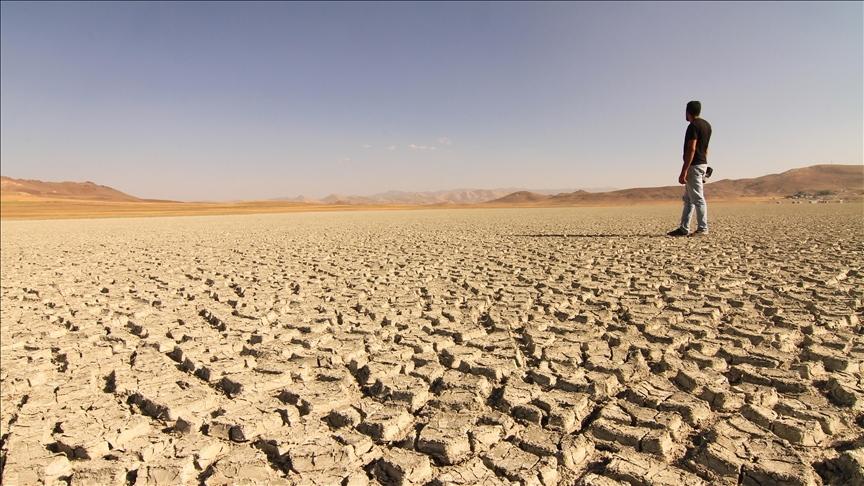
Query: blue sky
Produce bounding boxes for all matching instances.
[2,2,861,201]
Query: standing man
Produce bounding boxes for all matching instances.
[668,100,712,236]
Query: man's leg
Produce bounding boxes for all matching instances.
[680,189,694,233]
[686,165,709,233]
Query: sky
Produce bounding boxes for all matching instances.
[1,2,862,202]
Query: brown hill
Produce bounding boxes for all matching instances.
[486,164,863,206]
[491,190,554,204]
[706,164,863,197]
[3,164,859,213]
[0,176,141,202]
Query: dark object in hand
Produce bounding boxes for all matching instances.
[704,166,713,181]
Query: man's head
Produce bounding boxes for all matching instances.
[686,100,702,121]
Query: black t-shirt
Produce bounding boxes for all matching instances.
[685,118,712,165]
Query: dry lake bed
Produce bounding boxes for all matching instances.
[2,204,863,485]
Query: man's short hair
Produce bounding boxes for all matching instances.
[686,101,702,117]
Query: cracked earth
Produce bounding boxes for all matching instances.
[2,204,863,485]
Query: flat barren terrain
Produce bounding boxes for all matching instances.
[2,204,863,485]
[0,196,431,221]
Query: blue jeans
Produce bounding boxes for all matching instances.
[680,164,708,233]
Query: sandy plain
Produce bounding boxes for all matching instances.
[0,195,442,221]
[1,204,863,486]
[0,195,747,222]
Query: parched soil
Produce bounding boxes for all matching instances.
[0,197,435,221]
[2,204,863,486]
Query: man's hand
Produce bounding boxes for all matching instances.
[680,139,696,184]
[683,140,697,164]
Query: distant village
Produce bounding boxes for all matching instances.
[782,189,854,203]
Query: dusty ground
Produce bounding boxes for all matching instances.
[1,193,787,221]
[0,196,436,220]
[2,204,863,485]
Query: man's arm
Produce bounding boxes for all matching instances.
[679,139,697,184]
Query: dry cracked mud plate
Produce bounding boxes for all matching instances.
[1,204,862,485]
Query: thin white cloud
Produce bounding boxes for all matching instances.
[337,158,351,163]
[438,137,451,146]
[386,145,396,150]
[362,144,371,148]
[410,144,436,150]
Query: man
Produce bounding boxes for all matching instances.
[668,100,712,237]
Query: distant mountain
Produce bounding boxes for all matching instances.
[309,189,515,205]
[492,191,554,204]
[520,187,618,195]
[277,187,617,205]
[486,165,863,206]
[4,164,858,207]
[270,195,323,204]
[0,176,142,202]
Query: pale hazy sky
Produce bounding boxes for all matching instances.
[2,2,861,201]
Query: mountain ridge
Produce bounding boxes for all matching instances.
[0,176,142,202]
[2,165,860,205]
[272,187,619,205]
[485,165,862,206]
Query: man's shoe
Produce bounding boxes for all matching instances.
[689,229,710,237]
[667,228,689,237]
